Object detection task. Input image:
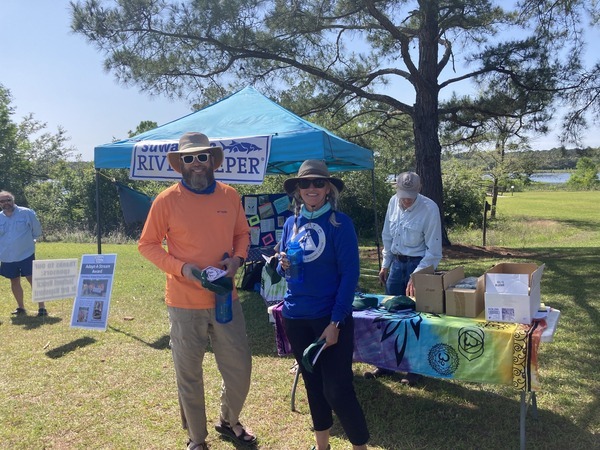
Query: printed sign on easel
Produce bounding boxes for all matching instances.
[70,254,117,331]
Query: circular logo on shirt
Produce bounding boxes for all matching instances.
[296,222,326,263]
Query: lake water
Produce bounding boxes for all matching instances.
[530,172,571,183]
[530,172,600,183]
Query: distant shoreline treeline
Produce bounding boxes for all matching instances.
[447,146,600,171]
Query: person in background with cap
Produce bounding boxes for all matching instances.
[364,171,442,385]
[278,160,369,450]
[138,132,255,450]
[0,190,48,317]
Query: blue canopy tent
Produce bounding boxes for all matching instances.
[94,86,373,173]
[93,86,376,253]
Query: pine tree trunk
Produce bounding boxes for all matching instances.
[413,2,450,246]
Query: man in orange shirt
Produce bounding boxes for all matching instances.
[139,132,254,450]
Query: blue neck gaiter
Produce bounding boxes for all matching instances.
[301,202,331,219]
[181,179,216,194]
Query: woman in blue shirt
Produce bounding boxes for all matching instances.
[278,160,369,450]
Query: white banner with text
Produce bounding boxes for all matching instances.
[129,135,271,184]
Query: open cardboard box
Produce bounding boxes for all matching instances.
[411,266,465,314]
[484,262,545,324]
[445,275,485,318]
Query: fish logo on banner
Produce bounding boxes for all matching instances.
[129,135,271,184]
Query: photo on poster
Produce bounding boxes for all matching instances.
[93,301,104,320]
[244,196,257,216]
[261,218,275,232]
[82,279,108,298]
[250,226,261,246]
[258,202,275,218]
[77,307,90,323]
[273,196,291,214]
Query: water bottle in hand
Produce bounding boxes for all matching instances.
[285,241,304,283]
[215,252,233,323]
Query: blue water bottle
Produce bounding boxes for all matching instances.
[215,291,232,323]
[215,253,233,323]
[285,241,304,283]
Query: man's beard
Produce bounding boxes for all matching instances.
[182,166,215,190]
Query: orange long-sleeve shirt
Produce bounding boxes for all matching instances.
[138,182,250,309]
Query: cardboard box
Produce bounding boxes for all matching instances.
[411,266,465,314]
[445,275,485,318]
[484,263,545,324]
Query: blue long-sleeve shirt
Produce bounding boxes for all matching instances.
[278,211,359,323]
[381,193,442,272]
[0,205,42,262]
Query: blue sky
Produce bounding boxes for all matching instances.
[1,1,192,162]
[1,1,598,162]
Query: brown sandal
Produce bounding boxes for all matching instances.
[215,420,257,446]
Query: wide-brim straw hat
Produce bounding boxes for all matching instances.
[167,132,224,173]
[283,160,344,194]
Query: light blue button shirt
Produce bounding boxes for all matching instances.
[381,193,442,272]
[0,205,42,262]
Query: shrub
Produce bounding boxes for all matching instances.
[442,160,486,228]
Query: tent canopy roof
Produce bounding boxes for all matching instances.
[94,86,373,174]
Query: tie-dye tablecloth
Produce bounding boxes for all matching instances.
[273,299,547,391]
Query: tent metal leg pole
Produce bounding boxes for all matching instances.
[370,169,381,268]
[95,169,102,255]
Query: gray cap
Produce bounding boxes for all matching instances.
[396,172,421,199]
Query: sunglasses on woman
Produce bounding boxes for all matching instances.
[298,179,327,189]
[181,153,210,164]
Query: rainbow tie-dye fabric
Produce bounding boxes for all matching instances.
[352,307,546,391]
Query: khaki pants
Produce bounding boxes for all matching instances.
[168,301,252,443]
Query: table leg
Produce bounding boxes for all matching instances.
[291,365,300,411]
[520,391,539,449]
[520,392,526,450]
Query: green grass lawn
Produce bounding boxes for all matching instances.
[1,191,599,449]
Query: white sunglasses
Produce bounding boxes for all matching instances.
[181,153,210,164]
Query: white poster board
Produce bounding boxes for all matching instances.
[70,254,117,331]
[32,259,79,302]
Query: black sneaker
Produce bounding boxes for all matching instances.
[401,372,423,386]
[11,308,26,316]
[37,308,48,317]
[364,367,394,379]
